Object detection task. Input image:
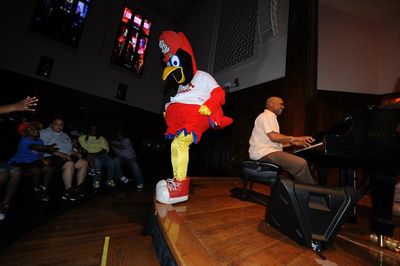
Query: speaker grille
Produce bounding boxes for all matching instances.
[258,0,280,43]
[213,0,257,74]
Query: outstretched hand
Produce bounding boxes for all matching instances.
[0,96,38,115]
[16,96,38,112]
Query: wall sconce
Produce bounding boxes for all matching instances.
[223,78,240,91]
[36,55,54,78]
[116,83,128,101]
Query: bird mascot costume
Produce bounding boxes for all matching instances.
[156,31,233,204]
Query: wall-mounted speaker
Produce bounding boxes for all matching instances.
[258,0,280,43]
[213,0,257,74]
[266,177,360,251]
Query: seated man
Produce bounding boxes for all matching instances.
[0,163,22,221]
[111,132,144,190]
[40,118,88,201]
[248,96,316,184]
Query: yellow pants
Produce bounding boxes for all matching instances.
[171,132,194,181]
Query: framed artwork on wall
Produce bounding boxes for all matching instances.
[30,0,91,47]
[110,7,152,76]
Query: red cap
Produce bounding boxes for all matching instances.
[16,121,42,136]
[17,122,31,136]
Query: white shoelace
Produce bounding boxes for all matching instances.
[167,179,179,191]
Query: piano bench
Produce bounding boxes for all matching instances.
[242,160,280,199]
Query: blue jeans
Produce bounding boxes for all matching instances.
[89,153,115,182]
[114,156,144,185]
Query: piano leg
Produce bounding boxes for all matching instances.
[341,168,358,222]
[369,173,396,238]
[340,168,357,187]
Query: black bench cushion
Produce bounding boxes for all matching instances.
[242,160,280,185]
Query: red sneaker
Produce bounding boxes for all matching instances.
[156,177,190,204]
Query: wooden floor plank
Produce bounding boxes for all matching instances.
[106,236,158,266]
[0,185,156,266]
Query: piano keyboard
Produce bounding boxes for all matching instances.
[294,142,323,154]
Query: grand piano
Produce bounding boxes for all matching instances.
[295,104,400,240]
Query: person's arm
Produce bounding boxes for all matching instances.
[78,135,89,151]
[72,141,87,158]
[266,132,293,146]
[53,151,72,160]
[124,138,133,148]
[111,141,124,150]
[100,137,110,153]
[0,97,38,114]
[125,138,138,158]
[267,132,314,148]
[198,73,225,116]
[199,87,225,115]
[29,143,59,153]
[39,131,69,158]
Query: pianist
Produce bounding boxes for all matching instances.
[248,96,316,184]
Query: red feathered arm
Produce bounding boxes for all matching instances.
[203,86,233,129]
[202,87,225,113]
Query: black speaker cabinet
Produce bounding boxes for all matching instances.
[266,177,360,251]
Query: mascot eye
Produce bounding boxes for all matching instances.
[169,55,180,67]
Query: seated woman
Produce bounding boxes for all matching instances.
[78,125,116,189]
[8,122,57,202]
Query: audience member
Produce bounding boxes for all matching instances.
[111,132,144,190]
[8,122,57,201]
[0,163,21,220]
[0,97,38,220]
[78,125,116,189]
[40,118,88,201]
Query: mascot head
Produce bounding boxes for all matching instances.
[159,31,197,85]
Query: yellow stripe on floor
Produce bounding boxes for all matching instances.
[100,236,110,266]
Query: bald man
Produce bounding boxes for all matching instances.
[248,96,316,184]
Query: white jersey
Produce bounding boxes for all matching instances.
[248,109,283,160]
[166,70,218,109]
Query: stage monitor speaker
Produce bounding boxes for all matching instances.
[266,177,360,251]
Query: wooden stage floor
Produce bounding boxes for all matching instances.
[154,177,400,265]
